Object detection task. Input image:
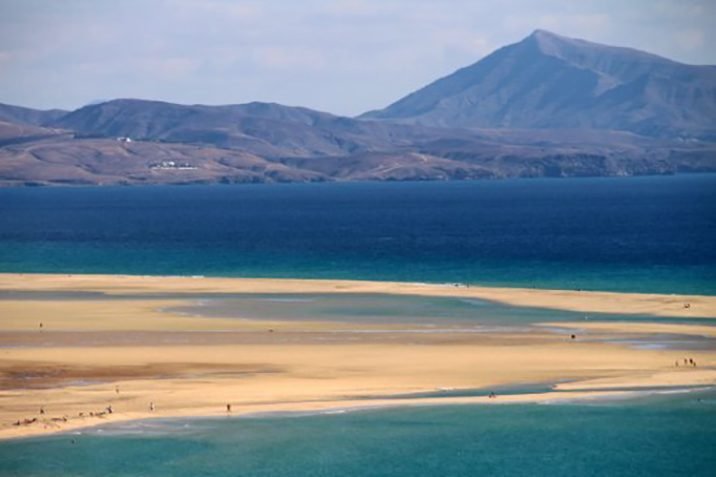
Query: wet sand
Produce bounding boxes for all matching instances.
[0,273,714,439]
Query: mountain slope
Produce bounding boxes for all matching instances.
[0,103,68,126]
[51,99,429,158]
[361,30,716,139]
[0,137,327,186]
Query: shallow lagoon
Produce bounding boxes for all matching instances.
[3,290,714,351]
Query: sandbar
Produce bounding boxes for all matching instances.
[0,273,714,440]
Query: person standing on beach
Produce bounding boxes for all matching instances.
[226,403,231,413]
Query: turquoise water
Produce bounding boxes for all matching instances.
[1,392,715,477]
[1,175,715,294]
[168,292,716,325]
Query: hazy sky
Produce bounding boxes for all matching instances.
[1,0,714,115]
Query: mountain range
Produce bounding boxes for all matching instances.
[1,30,714,186]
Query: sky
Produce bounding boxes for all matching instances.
[0,0,714,116]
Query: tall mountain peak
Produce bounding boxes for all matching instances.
[529,28,568,42]
[526,28,586,54]
[361,31,716,139]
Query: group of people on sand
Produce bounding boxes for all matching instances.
[13,417,38,426]
[675,357,697,367]
[13,408,69,427]
[13,395,160,428]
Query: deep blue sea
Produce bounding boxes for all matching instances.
[1,391,715,477]
[0,174,715,294]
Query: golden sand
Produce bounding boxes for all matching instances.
[0,273,714,440]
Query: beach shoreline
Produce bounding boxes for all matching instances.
[5,385,714,442]
[1,273,715,440]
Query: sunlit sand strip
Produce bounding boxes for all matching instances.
[555,369,716,390]
[2,384,713,441]
[1,340,713,440]
[539,321,716,338]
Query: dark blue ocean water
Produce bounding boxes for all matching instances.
[0,175,714,293]
[1,392,715,477]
